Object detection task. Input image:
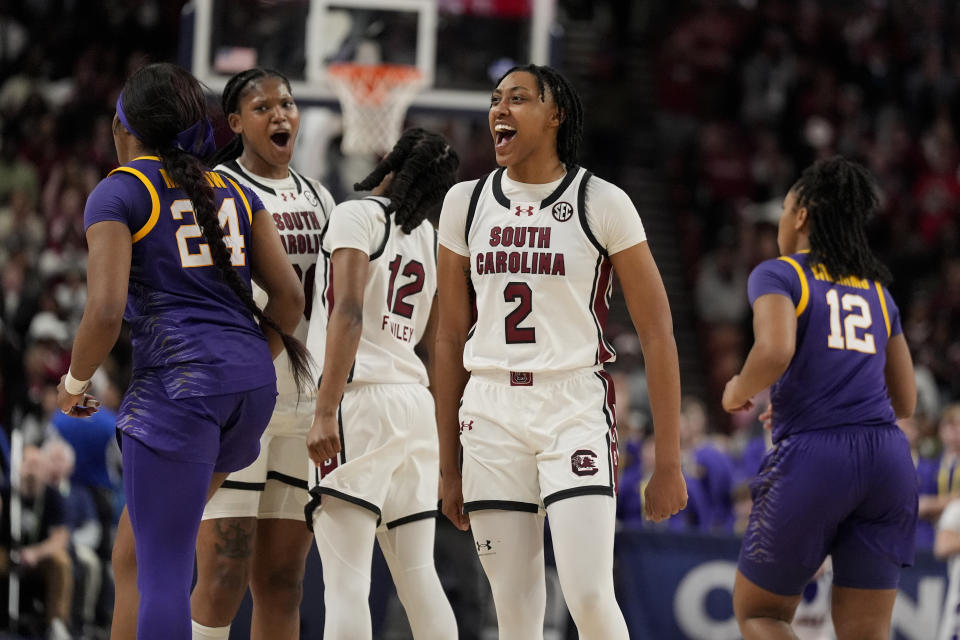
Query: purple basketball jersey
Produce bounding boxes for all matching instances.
[83,155,275,398]
[748,252,901,442]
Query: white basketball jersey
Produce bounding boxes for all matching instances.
[463,166,615,373]
[215,160,334,399]
[309,197,436,387]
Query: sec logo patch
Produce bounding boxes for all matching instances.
[552,201,574,222]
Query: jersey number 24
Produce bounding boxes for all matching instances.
[171,198,245,268]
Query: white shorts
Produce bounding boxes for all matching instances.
[306,383,439,531]
[203,406,312,521]
[459,368,619,514]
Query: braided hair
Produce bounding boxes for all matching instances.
[353,128,459,234]
[209,67,292,167]
[792,156,892,285]
[496,64,584,168]
[120,63,313,392]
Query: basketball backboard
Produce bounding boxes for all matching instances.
[187,0,556,112]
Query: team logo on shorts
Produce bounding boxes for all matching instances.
[571,449,599,476]
[552,201,574,222]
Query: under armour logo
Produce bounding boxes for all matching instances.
[514,204,535,217]
[459,420,474,433]
[476,540,493,552]
[280,192,291,201]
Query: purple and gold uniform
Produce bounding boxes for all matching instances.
[83,155,277,471]
[740,251,918,595]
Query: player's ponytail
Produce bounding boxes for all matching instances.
[354,128,459,234]
[792,156,892,285]
[119,63,313,393]
[209,67,292,167]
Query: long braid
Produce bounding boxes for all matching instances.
[209,67,291,168]
[159,149,313,392]
[354,128,459,234]
[794,156,892,285]
[496,64,584,168]
[121,63,313,392]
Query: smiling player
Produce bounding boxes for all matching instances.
[434,63,687,639]
[192,68,336,640]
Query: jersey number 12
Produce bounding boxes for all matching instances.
[825,289,876,354]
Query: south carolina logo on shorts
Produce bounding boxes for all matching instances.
[571,449,599,476]
[552,201,574,222]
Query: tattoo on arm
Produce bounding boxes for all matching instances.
[213,520,256,559]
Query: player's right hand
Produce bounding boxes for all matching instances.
[439,469,470,531]
[307,413,341,465]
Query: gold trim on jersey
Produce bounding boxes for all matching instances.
[108,166,160,243]
[777,256,809,317]
[225,176,253,224]
[875,281,891,337]
[130,155,160,162]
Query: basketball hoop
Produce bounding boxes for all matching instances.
[326,63,424,156]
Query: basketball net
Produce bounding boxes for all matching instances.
[326,63,424,157]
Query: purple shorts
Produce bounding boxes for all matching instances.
[739,424,917,595]
[117,370,277,473]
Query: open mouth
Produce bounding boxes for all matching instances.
[270,132,291,148]
[494,123,517,149]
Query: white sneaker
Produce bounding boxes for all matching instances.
[48,618,72,640]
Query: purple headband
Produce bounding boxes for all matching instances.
[116,95,216,159]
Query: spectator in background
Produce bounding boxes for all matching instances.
[901,415,938,550]
[935,496,960,640]
[0,129,39,205]
[44,436,106,637]
[919,404,960,548]
[1,445,73,640]
[618,435,710,533]
[694,227,749,327]
[50,377,119,633]
[679,396,736,533]
[0,187,45,265]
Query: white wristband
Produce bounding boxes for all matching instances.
[64,371,91,395]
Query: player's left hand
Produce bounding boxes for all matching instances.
[307,413,341,465]
[56,377,100,417]
[722,375,754,413]
[644,464,687,522]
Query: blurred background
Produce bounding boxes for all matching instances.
[0,1,957,638]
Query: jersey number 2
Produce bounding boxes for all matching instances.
[504,282,535,344]
[825,289,876,354]
[171,198,245,268]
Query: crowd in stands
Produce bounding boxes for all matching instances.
[2,0,960,637]
[611,0,960,547]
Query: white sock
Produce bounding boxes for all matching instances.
[547,495,629,640]
[378,519,458,639]
[191,619,231,640]
[469,510,546,640]
[49,618,71,640]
